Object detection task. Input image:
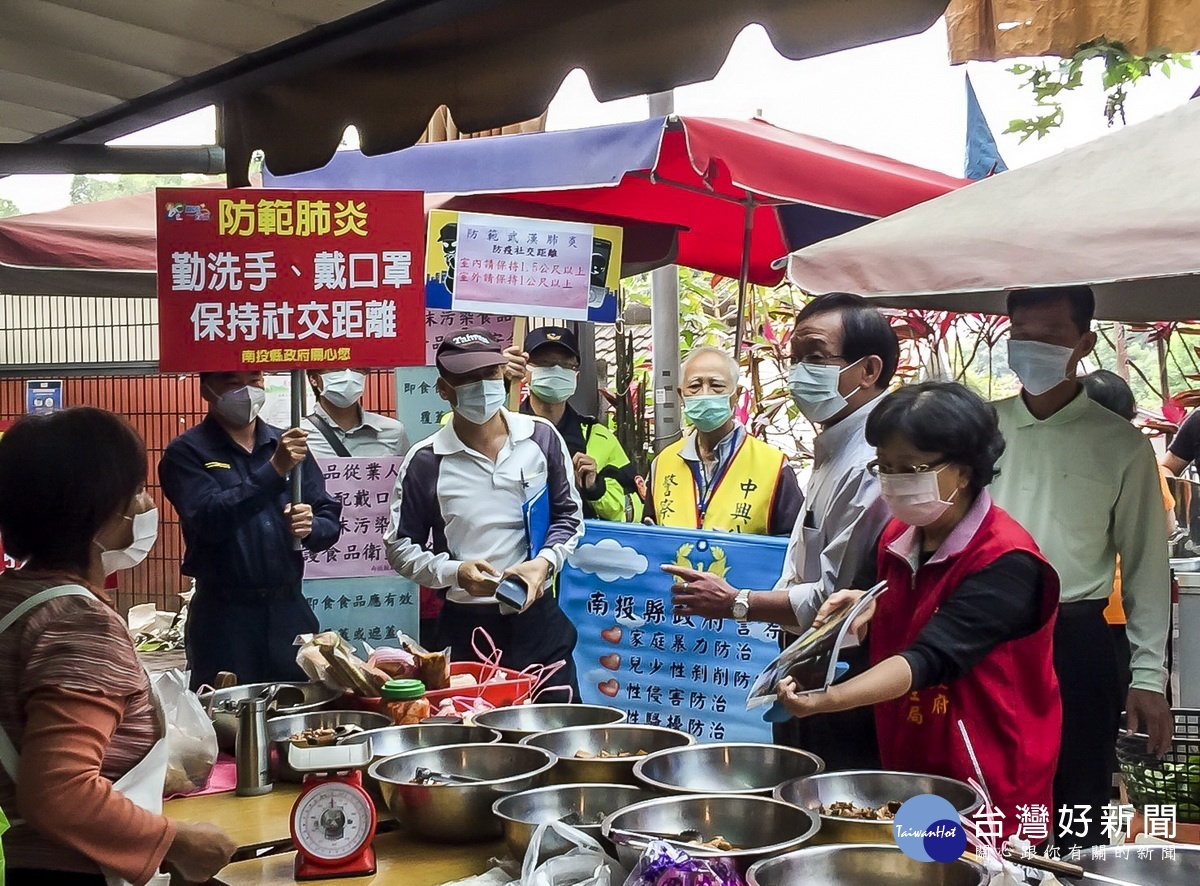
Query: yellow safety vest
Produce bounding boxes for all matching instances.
[650,432,785,534]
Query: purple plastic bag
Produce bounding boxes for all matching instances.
[620,841,745,886]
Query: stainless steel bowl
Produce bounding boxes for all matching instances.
[474,704,627,743]
[370,742,556,842]
[1079,844,1200,886]
[747,844,988,886]
[199,681,342,752]
[520,725,695,785]
[493,782,652,862]
[342,723,503,800]
[266,709,390,782]
[773,770,983,845]
[634,743,825,796]
[601,793,821,872]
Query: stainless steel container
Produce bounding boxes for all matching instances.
[473,704,627,744]
[234,696,272,796]
[265,710,390,782]
[747,843,988,886]
[342,723,502,800]
[634,742,825,797]
[200,681,341,752]
[370,742,556,842]
[492,782,652,862]
[601,793,821,873]
[520,724,695,785]
[773,770,983,845]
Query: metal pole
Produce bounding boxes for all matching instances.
[648,90,681,452]
[732,198,755,356]
[290,370,305,550]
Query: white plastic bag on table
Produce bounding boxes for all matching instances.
[517,820,625,886]
[154,669,217,796]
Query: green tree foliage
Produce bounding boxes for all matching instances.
[68,173,220,204]
[0,197,20,218]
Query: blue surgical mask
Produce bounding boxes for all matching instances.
[683,394,734,432]
[454,379,506,425]
[528,365,578,404]
[787,359,861,424]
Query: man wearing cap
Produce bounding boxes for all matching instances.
[504,326,643,522]
[302,368,410,459]
[385,329,585,695]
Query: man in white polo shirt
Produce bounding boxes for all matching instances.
[384,328,584,696]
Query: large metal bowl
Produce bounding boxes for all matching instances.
[601,793,821,873]
[1079,844,1200,885]
[747,844,988,886]
[199,681,342,752]
[473,704,627,743]
[773,770,983,845]
[340,723,502,799]
[634,743,825,797]
[493,783,652,862]
[370,743,556,842]
[520,725,695,785]
[266,709,390,782]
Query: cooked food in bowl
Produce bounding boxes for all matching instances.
[820,800,902,820]
[573,748,649,759]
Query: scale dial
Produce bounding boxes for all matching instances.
[291,780,374,862]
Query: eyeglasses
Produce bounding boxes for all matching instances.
[867,459,949,477]
[790,353,848,367]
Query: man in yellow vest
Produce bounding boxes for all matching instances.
[646,346,801,535]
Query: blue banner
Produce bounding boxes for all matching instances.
[559,521,788,743]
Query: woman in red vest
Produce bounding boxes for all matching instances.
[777,382,1062,835]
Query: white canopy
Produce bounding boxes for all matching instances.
[786,97,1200,322]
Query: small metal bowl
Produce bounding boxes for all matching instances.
[474,704,627,744]
[773,770,983,845]
[265,709,390,782]
[199,681,342,752]
[520,725,695,785]
[634,742,825,796]
[601,793,821,873]
[747,844,988,886]
[493,783,652,862]
[370,742,556,842]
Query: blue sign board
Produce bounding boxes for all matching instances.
[559,521,787,743]
[26,379,62,414]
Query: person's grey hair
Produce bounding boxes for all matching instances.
[681,346,740,387]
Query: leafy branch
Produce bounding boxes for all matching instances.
[1005,37,1193,142]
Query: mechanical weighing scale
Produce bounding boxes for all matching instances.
[287,742,378,881]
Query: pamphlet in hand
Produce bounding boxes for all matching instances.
[745,581,888,709]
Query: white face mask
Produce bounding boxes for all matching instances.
[528,365,578,404]
[96,508,159,574]
[209,384,266,427]
[787,359,860,423]
[453,379,506,425]
[1007,339,1076,396]
[879,469,957,527]
[320,370,366,409]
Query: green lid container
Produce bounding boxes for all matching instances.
[381,678,426,700]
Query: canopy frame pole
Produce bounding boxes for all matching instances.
[733,196,756,357]
[290,370,305,550]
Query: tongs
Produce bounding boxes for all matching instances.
[411,767,485,785]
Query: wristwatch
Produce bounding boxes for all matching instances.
[731,589,751,622]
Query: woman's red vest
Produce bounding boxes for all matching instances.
[871,496,1062,836]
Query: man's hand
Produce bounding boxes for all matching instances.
[776,676,840,719]
[663,564,737,618]
[458,559,502,597]
[285,503,313,539]
[572,453,599,494]
[814,589,874,642]
[271,428,309,476]
[504,558,552,612]
[164,820,237,883]
[1127,687,1174,756]
[503,346,529,384]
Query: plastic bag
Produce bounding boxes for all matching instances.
[620,841,744,886]
[154,669,217,796]
[518,820,626,886]
[295,631,388,696]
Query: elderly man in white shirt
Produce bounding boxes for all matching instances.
[665,293,898,767]
[384,329,584,696]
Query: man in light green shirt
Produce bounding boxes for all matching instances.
[991,285,1171,850]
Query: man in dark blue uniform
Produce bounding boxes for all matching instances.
[160,370,342,689]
